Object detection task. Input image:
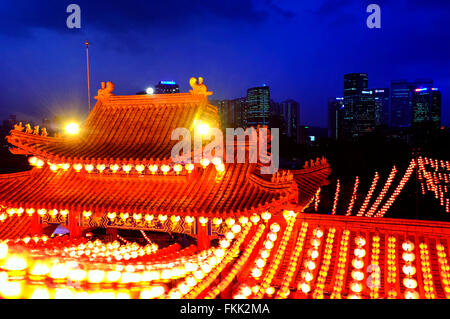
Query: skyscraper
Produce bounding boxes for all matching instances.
[246,86,270,127]
[373,88,390,127]
[328,97,344,140]
[390,79,435,128]
[278,99,300,143]
[341,73,375,139]
[412,87,441,128]
[211,97,247,129]
[154,81,180,94]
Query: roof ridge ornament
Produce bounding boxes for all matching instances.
[189,77,212,96]
[94,81,115,101]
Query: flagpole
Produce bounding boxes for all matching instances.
[85,40,91,112]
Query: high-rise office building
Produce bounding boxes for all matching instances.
[341,73,375,139]
[390,79,435,128]
[412,87,441,128]
[373,88,390,126]
[328,97,344,140]
[154,81,180,94]
[212,97,247,129]
[278,99,300,142]
[246,86,270,127]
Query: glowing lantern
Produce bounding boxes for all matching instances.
[212,157,222,166]
[261,211,271,221]
[256,258,266,268]
[215,163,225,172]
[158,215,167,222]
[402,252,415,262]
[199,217,208,225]
[171,215,180,223]
[133,213,142,220]
[185,216,194,224]
[350,282,363,293]
[160,165,170,175]
[200,158,210,168]
[88,270,105,283]
[83,211,92,218]
[145,214,154,222]
[268,232,277,242]
[120,213,129,220]
[403,278,418,289]
[300,282,311,293]
[73,163,83,172]
[239,217,249,225]
[231,224,241,233]
[37,209,46,216]
[355,236,366,247]
[107,212,116,220]
[264,241,274,250]
[28,156,37,166]
[50,209,58,217]
[26,208,35,216]
[250,215,260,224]
[84,164,94,172]
[122,165,132,173]
[60,209,68,216]
[110,164,119,173]
[135,164,145,173]
[149,165,158,174]
[35,159,44,168]
[402,264,416,276]
[96,164,105,172]
[220,240,230,249]
[270,223,280,233]
[252,268,262,278]
[226,218,235,226]
[49,163,58,172]
[173,164,182,174]
[226,232,234,240]
[351,270,364,281]
[351,258,364,269]
[213,218,223,225]
[354,248,366,258]
[185,163,194,173]
[402,241,415,252]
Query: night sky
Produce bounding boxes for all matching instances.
[0,0,449,127]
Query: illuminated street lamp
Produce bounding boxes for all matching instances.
[146,87,154,95]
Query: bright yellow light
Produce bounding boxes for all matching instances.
[64,122,80,135]
[196,121,210,135]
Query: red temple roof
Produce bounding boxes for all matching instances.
[8,93,219,164]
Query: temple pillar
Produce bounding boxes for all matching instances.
[196,219,210,250]
[68,212,82,238]
[30,213,43,235]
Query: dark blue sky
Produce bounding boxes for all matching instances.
[0,0,449,127]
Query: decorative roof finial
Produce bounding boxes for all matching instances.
[95,81,115,100]
[189,77,212,96]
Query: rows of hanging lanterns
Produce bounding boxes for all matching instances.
[419,242,436,299]
[330,229,350,299]
[204,224,266,299]
[348,235,367,299]
[356,172,379,217]
[365,166,397,217]
[29,156,226,175]
[311,227,335,299]
[275,222,309,299]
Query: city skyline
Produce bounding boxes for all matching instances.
[0,1,449,127]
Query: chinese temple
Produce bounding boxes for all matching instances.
[0,78,449,299]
